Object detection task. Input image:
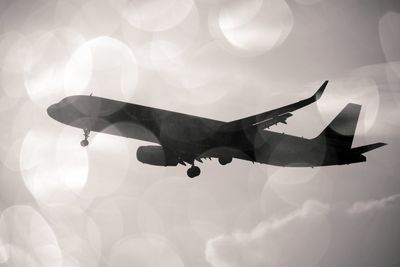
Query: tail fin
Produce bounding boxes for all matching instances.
[352,142,387,154]
[316,103,361,148]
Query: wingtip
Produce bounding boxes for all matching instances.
[320,80,329,90]
[314,80,328,100]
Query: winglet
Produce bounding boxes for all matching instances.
[313,80,328,101]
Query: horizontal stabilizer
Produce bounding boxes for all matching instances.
[352,142,387,154]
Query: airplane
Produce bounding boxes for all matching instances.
[47,81,386,178]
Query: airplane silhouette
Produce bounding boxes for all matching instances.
[47,81,386,178]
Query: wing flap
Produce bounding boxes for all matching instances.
[254,113,293,129]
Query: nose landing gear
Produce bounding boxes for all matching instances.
[187,165,201,178]
[80,129,90,147]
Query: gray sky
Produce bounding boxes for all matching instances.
[0,0,399,266]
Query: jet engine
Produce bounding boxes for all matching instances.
[136,146,179,166]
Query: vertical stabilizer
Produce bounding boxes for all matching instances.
[316,103,361,148]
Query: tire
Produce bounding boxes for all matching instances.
[187,166,201,178]
[218,157,232,165]
[80,140,89,147]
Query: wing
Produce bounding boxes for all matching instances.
[220,80,328,131]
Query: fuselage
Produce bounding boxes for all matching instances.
[47,95,364,167]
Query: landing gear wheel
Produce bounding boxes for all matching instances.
[80,128,90,147]
[80,139,89,147]
[218,156,232,165]
[187,166,201,178]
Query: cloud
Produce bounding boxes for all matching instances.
[347,193,400,215]
[205,200,330,267]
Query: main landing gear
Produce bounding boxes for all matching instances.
[218,156,232,165]
[187,165,201,178]
[80,129,90,147]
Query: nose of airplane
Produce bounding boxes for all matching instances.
[47,103,58,119]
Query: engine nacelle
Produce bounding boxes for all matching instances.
[136,146,179,166]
